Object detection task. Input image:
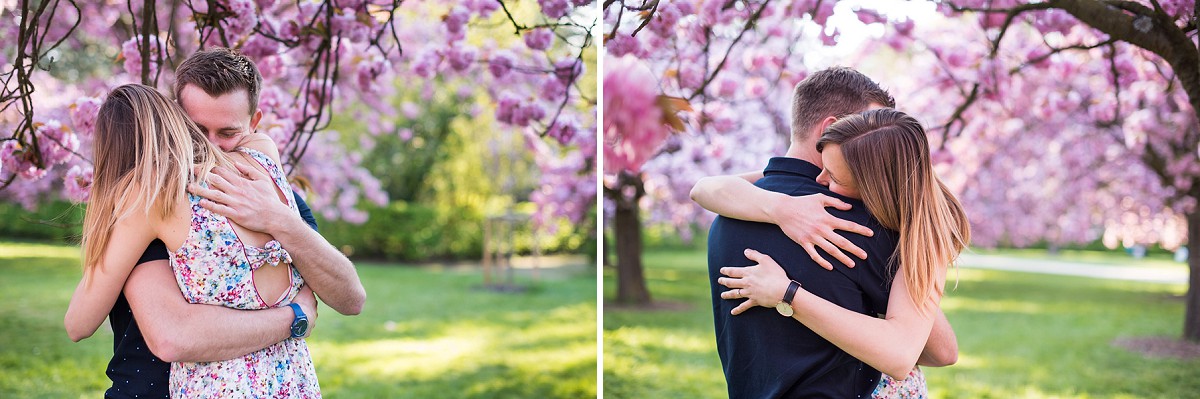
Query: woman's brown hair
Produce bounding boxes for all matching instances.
[817,108,971,314]
[81,84,230,271]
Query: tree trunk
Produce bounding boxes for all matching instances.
[1186,209,1200,342]
[609,172,652,305]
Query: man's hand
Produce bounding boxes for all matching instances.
[192,162,366,315]
[292,285,318,338]
[769,194,873,270]
[189,162,297,235]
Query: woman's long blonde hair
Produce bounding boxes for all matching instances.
[817,108,971,314]
[81,84,230,271]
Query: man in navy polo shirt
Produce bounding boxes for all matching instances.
[104,48,367,399]
[692,67,957,398]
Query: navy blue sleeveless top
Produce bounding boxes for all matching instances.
[105,193,318,398]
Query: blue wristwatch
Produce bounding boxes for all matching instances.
[288,303,309,338]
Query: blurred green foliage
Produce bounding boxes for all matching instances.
[312,77,593,262]
[315,201,592,262]
[0,201,82,244]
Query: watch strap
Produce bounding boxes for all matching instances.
[288,303,308,338]
[288,302,305,319]
[782,280,801,305]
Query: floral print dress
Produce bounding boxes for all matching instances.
[872,366,927,399]
[168,148,320,398]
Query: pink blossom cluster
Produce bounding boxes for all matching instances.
[524,28,555,51]
[602,56,666,174]
[1,141,46,180]
[496,96,548,128]
[63,165,93,203]
[120,35,166,78]
[69,96,103,137]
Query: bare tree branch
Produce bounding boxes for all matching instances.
[1009,39,1117,74]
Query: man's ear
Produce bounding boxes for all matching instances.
[249,109,263,131]
[817,115,839,135]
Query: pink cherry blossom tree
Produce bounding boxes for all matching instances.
[604,0,1200,342]
[917,0,1199,343]
[1,0,596,233]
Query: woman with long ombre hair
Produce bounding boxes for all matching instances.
[64,84,321,397]
[717,108,970,398]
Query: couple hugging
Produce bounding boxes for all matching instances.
[694,67,970,398]
[63,48,366,398]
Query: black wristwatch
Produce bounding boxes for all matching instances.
[776,280,801,317]
[288,303,309,338]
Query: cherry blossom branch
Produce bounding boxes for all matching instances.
[604,1,624,39]
[1009,38,1117,74]
[628,0,659,37]
[287,3,341,173]
[1099,42,1123,129]
[369,0,404,57]
[497,0,527,34]
[0,0,82,191]
[539,19,597,139]
[687,0,771,102]
[943,0,1200,142]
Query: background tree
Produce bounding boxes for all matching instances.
[912,0,1200,342]
[603,0,1200,344]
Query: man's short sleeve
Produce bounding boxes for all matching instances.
[293,191,319,232]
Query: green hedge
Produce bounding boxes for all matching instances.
[315,201,593,262]
[0,201,83,244]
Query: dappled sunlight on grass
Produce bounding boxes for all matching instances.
[0,241,80,260]
[942,352,986,370]
[604,326,725,399]
[287,267,599,399]
[311,336,487,380]
[608,247,1200,398]
[1,241,596,398]
[607,325,714,354]
[947,297,1045,315]
[946,266,988,282]
[604,248,727,398]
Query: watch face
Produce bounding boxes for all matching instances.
[775,302,794,317]
[292,319,309,336]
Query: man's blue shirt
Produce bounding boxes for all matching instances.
[707,157,900,398]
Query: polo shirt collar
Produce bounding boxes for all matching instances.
[763,157,821,179]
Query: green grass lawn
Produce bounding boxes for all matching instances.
[603,248,1200,398]
[0,241,596,398]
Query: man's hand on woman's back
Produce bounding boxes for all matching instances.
[189,161,300,235]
